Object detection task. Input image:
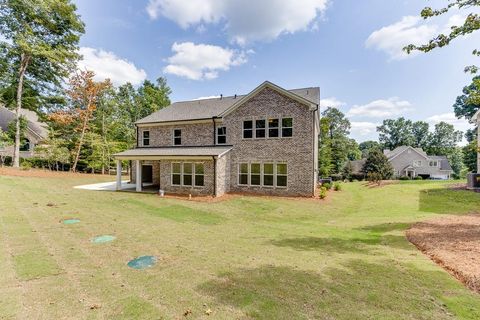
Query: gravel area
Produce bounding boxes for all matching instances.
[407,214,480,293]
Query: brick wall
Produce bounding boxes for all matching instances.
[138,122,215,147]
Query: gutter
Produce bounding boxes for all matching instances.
[212,116,217,145]
[212,156,217,197]
[313,104,319,195]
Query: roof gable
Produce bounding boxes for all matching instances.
[387,146,429,161]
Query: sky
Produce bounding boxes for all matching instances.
[74,0,480,143]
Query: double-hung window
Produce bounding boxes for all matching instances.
[268,118,279,137]
[282,118,293,137]
[172,162,205,187]
[173,129,182,145]
[429,160,438,167]
[243,120,253,139]
[217,127,227,145]
[255,120,266,138]
[142,131,150,146]
[263,163,274,186]
[276,163,288,187]
[250,163,261,186]
[239,163,249,185]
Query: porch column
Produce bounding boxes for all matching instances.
[116,160,122,191]
[136,160,142,192]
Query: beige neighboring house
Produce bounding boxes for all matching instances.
[350,146,453,180]
[114,81,320,197]
[472,109,480,172]
[0,106,49,159]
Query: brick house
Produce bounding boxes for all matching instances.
[113,81,320,197]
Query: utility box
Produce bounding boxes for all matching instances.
[467,173,480,190]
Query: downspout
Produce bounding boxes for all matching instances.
[212,156,217,197]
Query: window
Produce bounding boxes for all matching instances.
[268,118,279,137]
[194,163,204,187]
[243,120,253,139]
[173,129,182,145]
[429,161,438,167]
[276,163,288,187]
[172,163,181,185]
[413,160,422,167]
[183,162,193,186]
[142,131,150,146]
[239,163,249,185]
[251,163,261,186]
[255,120,266,138]
[282,118,293,137]
[263,163,274,186]
[20,139,30,152]
[217,127,227,145]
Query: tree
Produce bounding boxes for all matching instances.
[447,147,466,179]
[426,121,463,155]
[463,139,478,172]
[0,0,84,167]
[0,127,11,165]
[342,160,354,181]
[359,140,380,158]
[404,1,480,73]
[318,117,333,177]
[362,149,394,181]
[412,121,430,149]
[453,76,480,121]
[377,118,415,150]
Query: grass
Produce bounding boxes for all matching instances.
[0,174,480,319]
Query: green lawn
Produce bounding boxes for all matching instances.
[1,174,480,319]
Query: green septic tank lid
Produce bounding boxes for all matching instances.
[63,219,80,225]
[127,256,156,270]
[91,235,116,243]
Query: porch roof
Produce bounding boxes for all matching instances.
[113,146,233,160]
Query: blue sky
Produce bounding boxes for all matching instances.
[74,0,479,143]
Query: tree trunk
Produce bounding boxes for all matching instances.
[13,53,31,168]
[71,112,89,173]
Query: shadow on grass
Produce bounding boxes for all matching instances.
[357,222,411,233]
[121,199,224,225]
[419,188,480,214]
[270,236,378,254]
[198,260,480,319]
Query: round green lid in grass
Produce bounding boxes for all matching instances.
[127,256,156,269]
[63,219,80,225]
[91,235,116,244]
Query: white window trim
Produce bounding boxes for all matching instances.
[237,161,288,189]
[281,117,293,138]
[173,128,182,146]
[262,163,275,188]
[171,162,205,188]
[429,160,439,167]
[267,118,280,139]
[242,117,293,140]
[216,126,227,145]
[255,119,267,139]
[413,160,422,167]
[142,130,150,147]
[242,120,254,139]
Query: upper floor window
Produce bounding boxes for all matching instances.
[268,118,279,138]
[20,139,31,151]
[282,118,293,137]
[217,127,227,145]
[142,131,150,146]
[255,120,266,138]
[243,120,253,139]
[429,160,438,167]
[413,160,422,167]
[174,129,182,145]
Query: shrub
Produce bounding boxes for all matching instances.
[20,160,32,171]
[399,176,410,181]
[322,182,332,190]
[330,174,343,182]
[414,176,423,180]
[367,172,382,184]
[319,186,327,199]
[333,182,342,191]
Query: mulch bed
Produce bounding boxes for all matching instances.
[406,214,480,293]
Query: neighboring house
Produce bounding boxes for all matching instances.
[350,146,453,180]
[114,81,320,197]
[0,106,48,159]
[471,109,480,173]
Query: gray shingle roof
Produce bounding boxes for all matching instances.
[136,86,320,124]
[114,146,233,159]
[0,106,48,139]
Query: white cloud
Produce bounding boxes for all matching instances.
[320,97,346,109]
[426,112,472,133]
[78,47,147,86]
[163,42,248,80]
[347,97,413,118]
[366,14,468,60]
[350,121,379,136]
[146,0,329,45]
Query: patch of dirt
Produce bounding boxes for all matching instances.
[363,180,399,188]
[0,167,106,178]
[406,214,480,293]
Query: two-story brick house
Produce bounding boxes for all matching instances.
[114,81,320,197]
